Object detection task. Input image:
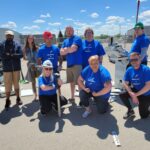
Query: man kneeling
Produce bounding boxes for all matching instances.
[119,52,150,119]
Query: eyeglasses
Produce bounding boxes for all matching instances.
[44,68,52,71]
[129,58,139,63]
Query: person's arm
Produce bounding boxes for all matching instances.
[60,47,69,55]
[67,44,78,53]
[123,81,139,104]
[136,81,150,97]
[92,80,112,97]
[57,78,63,86]
[37,58,42,65]
[22,47,27,60]
[40,84,55,91]
[140,47,149,61]
[78,75,90,93]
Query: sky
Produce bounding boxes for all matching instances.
[0,0,150,36]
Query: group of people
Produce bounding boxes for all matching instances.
[0,22,150,120]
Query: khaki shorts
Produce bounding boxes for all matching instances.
[3,71,20,92]
[67,65,82,84]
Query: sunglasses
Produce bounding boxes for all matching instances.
[44,68,52,71]
[129,58,139,63]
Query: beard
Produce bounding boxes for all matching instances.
[5,39,14,53]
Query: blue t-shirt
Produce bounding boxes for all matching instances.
[37,44,60,69]
[38,75,57,95]
[81,65,111,99]
[130,34,150,62]
[61,35,82,67]
[82,39,105,68]
[124,65,150,96]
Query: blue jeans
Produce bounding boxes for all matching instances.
[79,90,109,114]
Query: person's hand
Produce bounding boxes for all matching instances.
[84,88,90,93]
[92,92,98,97]
[129,91,139,104]
[129,91,136,98]
[57,65,62,72]
[131,96,139,104]
[64,47,69,53]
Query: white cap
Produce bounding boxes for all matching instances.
[42,60,53,68]
[5,30,14,36]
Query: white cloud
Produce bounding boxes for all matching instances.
[139,10,150,18]
[80,9,86,13]
[106,16,125,24]
[33,19,45,23]
[23,25,40,30]
[139,0,147,2]
[90,12,99,18]
[40,13,51,18]
[73,21,88,27]
[139,10,150,25]
[1,21,17,28]
[48,22,61,26]
[126,19,131,22]
[65,18,74,21]
[105,6,110,9]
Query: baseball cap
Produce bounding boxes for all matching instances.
[42,60,53,68]
[134,22,144,29]
[43,31,53,39]
[5,30,14,36]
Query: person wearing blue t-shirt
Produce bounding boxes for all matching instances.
[37,31,62,73]
[60,26,82,102]
[129,22,150,66]
[82,28,105,68]
[78,55,112,118]
[38,60,63,115]
[119,52,150,119]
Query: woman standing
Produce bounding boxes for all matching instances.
[23,35,38,101]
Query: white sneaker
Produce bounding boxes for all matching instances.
[82,111,91,118]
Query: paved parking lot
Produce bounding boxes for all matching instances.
[0,45,150,150]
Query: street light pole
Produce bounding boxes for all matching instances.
[136,0,140,23]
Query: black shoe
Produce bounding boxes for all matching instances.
[5,99,11,110]
[16,97,23,105]
[40,111,47,116]
[123,110,135,119]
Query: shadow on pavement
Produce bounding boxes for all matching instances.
[124,117,150,141]
[63,102,119,139]
[29,102,119,139]
[30,109,65,133]
[22,100,40,117]
[0,105,22,124]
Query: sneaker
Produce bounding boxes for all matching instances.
[82,110,92,118]
[5,99,11,110]
[123,110,135,119]
[16,97,23,105]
